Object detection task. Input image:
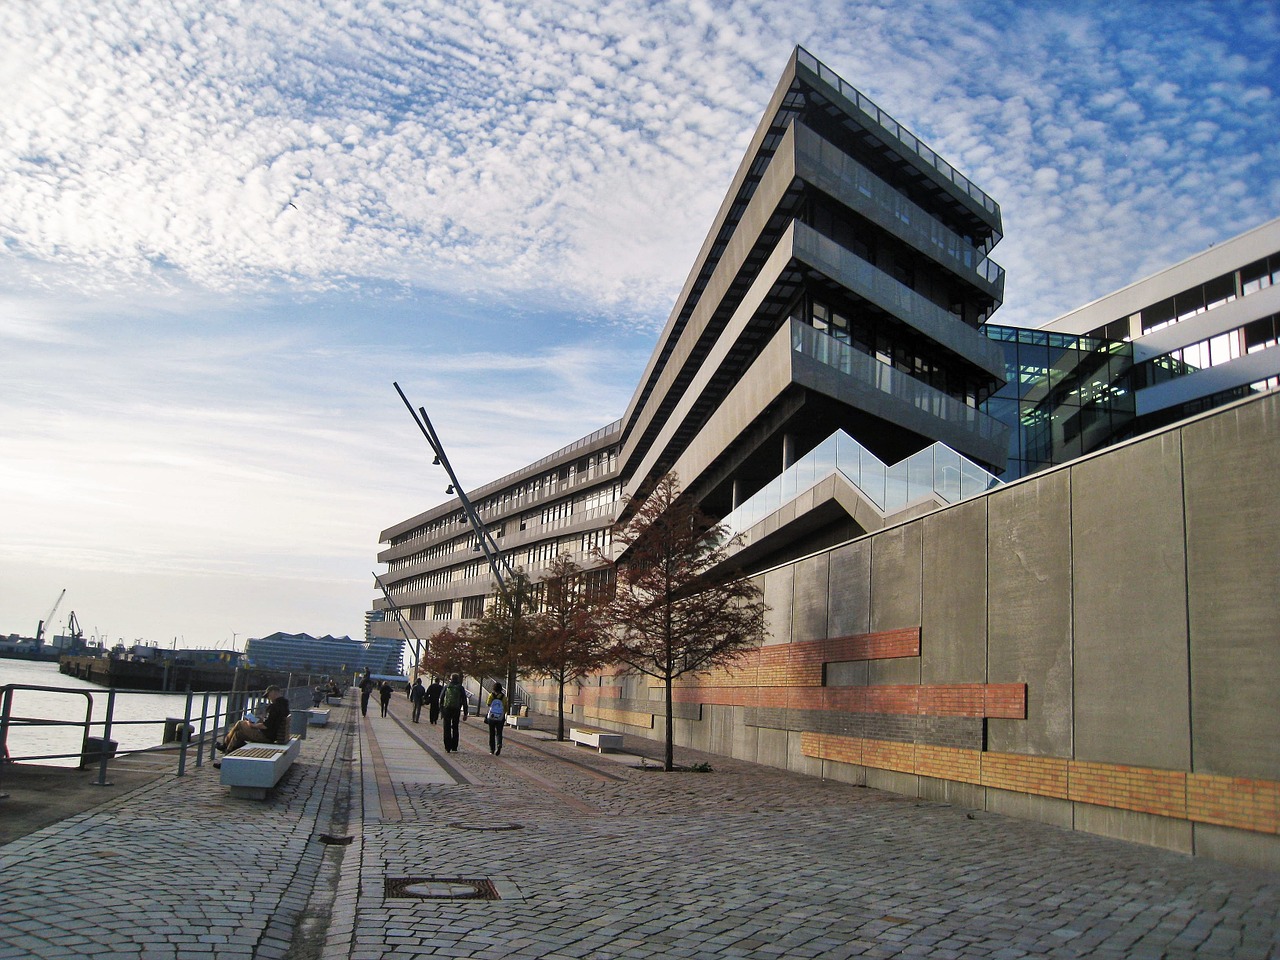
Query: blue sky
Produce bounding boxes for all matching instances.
[1,0,1276,649]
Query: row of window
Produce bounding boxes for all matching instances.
[1086,249,1280,341]
[1133,314,1280,389]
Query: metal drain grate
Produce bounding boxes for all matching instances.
[385,877,500,900]
[317,834,354,845]
[447,822,523,832]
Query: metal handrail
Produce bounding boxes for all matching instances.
[0,683,263,796]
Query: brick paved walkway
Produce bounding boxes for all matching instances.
[1,693,1277,959]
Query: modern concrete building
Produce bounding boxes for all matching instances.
[374,48,1279,866]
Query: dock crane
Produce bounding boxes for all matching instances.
[34,589,66,645]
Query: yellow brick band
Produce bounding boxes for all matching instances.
[800,733,1279,835]
[583,706,654,729]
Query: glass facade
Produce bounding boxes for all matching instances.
[980,325,1135,480]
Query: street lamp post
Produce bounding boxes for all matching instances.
[392,382,522,699]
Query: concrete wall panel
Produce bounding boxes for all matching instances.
[760,567,794,647]
[756,726,789,769]
[921,499,988,684]
[865,767,918,796]
[919,775,986,810]
[792,553,830,644]
[869,523,923,685]
[1071,434,1191,770]
[1183,397,1280,779]
[985,787,1073,829]
[828,539,871,636]
[1194,823,1280,873]
[987,470,1074,757]
[1072,803,1193,855]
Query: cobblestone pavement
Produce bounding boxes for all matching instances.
[1,694,1278,959]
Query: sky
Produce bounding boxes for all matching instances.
[2,0,1277,650]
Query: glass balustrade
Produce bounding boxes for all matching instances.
[723,428,1001,536]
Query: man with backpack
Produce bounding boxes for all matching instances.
[440,673,468,753]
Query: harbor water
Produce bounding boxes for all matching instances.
[0,659,226,767]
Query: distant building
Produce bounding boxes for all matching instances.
[244,632,403,676]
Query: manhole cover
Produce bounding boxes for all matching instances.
[447,822,523,832]
[385,877,499,900]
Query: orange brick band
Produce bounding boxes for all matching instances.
[800,732,1280,835]
[669,627,923,689]
[671,682,1025,719]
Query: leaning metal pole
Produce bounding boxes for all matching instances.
[393,382,525,705]
[392,382,518,614]
[372,571,425,677]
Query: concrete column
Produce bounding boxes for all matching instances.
[782,433,796,470]
[731,478,743,510]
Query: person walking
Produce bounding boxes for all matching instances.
[358,669,374,717]
[378,679,393,718]
[440,673,467,753]
[426,676,443,725]
[485,683,507,756]
[409,677,427,723]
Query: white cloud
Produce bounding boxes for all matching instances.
[0,0,1276,644]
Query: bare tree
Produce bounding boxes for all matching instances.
[603,472,768,770]
[523,553,607,740]
[464,570,536,700]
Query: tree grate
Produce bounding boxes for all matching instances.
[385,877,500,900]
[447,822,523,832]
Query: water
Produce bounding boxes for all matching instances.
[0,659,233,767]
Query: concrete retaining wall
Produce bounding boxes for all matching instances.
[527,391,1280,870]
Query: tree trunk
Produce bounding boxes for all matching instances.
[664,670,674,771]
[557,673,566,741]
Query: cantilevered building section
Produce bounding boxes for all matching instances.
[614,47,1008,566]
[374,48,1008,640]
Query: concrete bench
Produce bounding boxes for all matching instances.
[569,727,623,752]
[307,709,331,726]
[326,696,344,706]
[220,737,301,800]
[505,712,532,729]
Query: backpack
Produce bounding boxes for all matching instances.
[487,697,505,722]
[442,683,461,710]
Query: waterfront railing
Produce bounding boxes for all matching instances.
[0,682,321,797]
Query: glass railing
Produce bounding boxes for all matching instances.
[723,429,1001,535]
[791,320,1008,443]
[795,47,1000,225]
[801,127,1004,292]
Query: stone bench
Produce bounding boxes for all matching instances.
[220,737,301,800]
[505,712,532,729]
[569,727,623,752]
[307,709,331,726]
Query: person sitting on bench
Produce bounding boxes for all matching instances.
[216,686,290,764]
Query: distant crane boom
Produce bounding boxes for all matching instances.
[35,589,66,644]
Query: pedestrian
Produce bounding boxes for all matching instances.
[485,683,507,756]
[426,676,443,725]
[410,677,427,723]
[312,684,324,708]
[359,668,374,716]
[379,679,393,717]
[440,673,467,752]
